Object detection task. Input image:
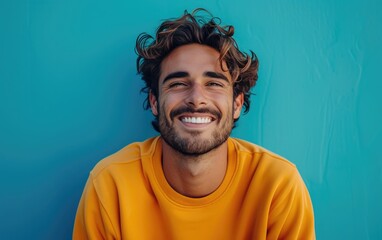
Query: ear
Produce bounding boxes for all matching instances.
[233,93,244,119]
[149,91,158,116]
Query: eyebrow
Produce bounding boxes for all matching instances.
[162,71,189,84]
[162,71,229,84]
[204,71,229,83]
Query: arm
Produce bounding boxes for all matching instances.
[73,175,117,240]
[267,169,315,240]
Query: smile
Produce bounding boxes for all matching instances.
[181,117,212,124]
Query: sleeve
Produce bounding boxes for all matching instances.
[267,169,316,240]
[72,174,118,240]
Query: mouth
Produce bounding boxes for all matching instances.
[177,113,217,130]
[180,116,212,124]
[171,107,221,129]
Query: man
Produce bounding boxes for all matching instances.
[73,9,315,239]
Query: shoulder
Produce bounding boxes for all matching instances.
[230,138,310,204]
[90,136,160,178]
[230,137,297,171]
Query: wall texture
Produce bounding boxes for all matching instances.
[0,0,381,239]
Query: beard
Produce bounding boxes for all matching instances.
[157,105,234,156]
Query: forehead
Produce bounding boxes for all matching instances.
[159,44,230,82]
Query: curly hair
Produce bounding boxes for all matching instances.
[135,8,259,131]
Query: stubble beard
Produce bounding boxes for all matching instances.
[157,106,234,156]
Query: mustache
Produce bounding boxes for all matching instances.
[170,106,221,120]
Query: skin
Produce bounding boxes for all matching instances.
[149,44,244,198]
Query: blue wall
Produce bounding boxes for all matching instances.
[1,0,381,239]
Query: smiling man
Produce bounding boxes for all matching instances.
[73,9,315,239]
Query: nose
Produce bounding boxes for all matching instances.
[185,83,207,107]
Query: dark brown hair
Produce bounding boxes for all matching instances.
[135,8,259,131]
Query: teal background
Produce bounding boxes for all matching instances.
[0,0,381,239]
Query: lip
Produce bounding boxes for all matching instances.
[177,113,216,129]
[178,113,216,121]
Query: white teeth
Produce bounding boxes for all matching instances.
[182,117,212,124]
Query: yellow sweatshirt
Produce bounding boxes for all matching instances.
[73,137,315,239]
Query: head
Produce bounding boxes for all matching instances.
[136,9,258,155]
[136,8,259,131]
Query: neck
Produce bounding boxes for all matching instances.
[162,140,228,198]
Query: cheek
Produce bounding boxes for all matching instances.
[159,94,180,115]
[212,94,234,111]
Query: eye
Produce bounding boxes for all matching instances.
[206,81,224,87]
[168,81,187,88]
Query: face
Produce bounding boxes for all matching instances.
[150,44,243,156]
